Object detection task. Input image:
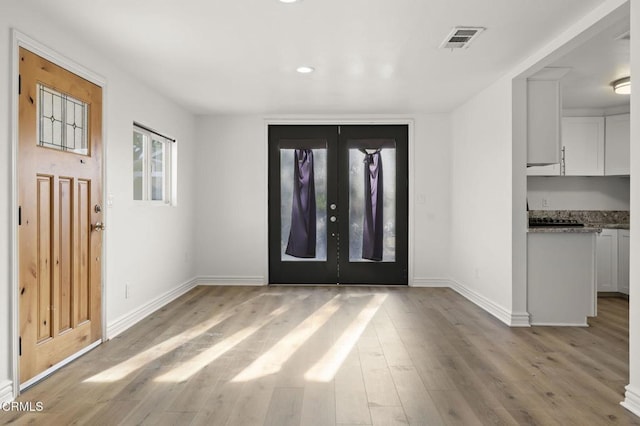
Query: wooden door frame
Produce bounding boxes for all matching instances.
[9,30,108,397]
[263,118,415,286]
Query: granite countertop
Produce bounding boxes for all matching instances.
[528,210,629,233]
[592,223,630,230]
[527,226,602,233]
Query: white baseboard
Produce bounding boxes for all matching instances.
[411,278,530,326]
[106,277,198,339]
[448,279,514,326]
[197,276,266,286]
[622,384,640,418]
[530,321,588,327]
[509,312,532,327]
[0,380,13,404]
[411,278,451,287]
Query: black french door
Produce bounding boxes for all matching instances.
[268,125,408,285]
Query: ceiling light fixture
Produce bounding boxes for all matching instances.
[279,0,299,3]
[296,66,315,74]
[612,76,631,95]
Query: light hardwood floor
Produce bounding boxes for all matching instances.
[2,286,638,425]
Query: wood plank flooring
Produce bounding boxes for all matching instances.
[1,286,638,425]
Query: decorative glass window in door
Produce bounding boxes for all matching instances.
[37,84,88,155]
[280,146,327,261]
[349,144,396,262]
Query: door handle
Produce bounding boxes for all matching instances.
[92,222,106,232]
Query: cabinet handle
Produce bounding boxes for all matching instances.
[561,146,566,176]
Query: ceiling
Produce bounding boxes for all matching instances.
[553,17,630,111]
[22,0,608,115]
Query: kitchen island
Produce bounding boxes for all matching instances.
[527,226,600,326]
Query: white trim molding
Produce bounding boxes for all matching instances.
[106,277,198,339]
[622,384,640,418]
[0,380,13,404]
[411,278,531,326]
[411,278,452,287]
[197,276,266,286]
[509,312,532,327]
[449,279,531,327]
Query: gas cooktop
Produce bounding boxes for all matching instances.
[528,217,584,227]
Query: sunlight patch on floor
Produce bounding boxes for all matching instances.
[304,293,387,382]
[230,294,343,382]
[84,292,276,383]
[154,303,294,382]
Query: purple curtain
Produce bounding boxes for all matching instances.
[285,149,316,258]
[362,150,383,261]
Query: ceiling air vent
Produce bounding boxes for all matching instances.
[440,27,485,49]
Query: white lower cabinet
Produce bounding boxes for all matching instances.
[596,229,618,292]
[528,232,596,326]
[596,228,630,295]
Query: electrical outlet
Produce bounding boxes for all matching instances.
[542,198,549,208]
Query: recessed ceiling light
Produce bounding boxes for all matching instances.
[611,76,631,95]
[296,66,315,74]
[279,0,300,3]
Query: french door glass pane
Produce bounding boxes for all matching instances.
[280,148,327,261]
[349,147,396,262]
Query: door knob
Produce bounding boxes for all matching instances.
[92,222,106,232]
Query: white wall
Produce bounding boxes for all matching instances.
[450,78,515,319]
[528,176,630,210]
[194,116,266,283]
[624,0,640,417]
[411,115,452,282]
[0,1,197,398]
[194,114,452,284]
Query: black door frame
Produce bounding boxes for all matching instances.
[267,122,410,285]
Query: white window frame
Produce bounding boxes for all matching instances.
[133,124,174,205]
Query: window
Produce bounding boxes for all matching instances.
[37,84,89,155]
[133,124,174,203]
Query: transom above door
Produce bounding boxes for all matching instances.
[268,125,408,285]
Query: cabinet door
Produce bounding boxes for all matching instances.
[562,117,605,176]
[618,229,630,295]
[605,114,630,176]
[526,163,560,176]
[596,229,618,292]
[527,80,561,165]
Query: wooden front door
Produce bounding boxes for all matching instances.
[18,48,103,385]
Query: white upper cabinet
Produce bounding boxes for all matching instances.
[527,162,560,176]
[527,79,562,166]
[562,117,605,176]
[605,113,630,176]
